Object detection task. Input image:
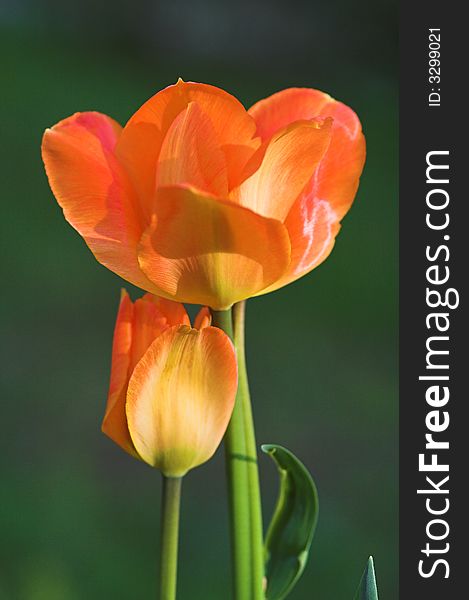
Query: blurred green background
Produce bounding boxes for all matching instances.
[0,1,397,598]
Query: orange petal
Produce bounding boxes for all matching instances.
[102,290,138,457]
[194,306,212,329]
[143,294,191,328]
[126,325,237,476]
[102,290,189,458]
[310,101,366,219]
[117,80,260,197]
[249,88,366,219]
[249,88,366,288]
[138,185,291,310]
[42,112,159,293]
[156,102,228,196]
[126,293,190,372]
[127,80,256,149]
[249,88,333,141]
[257,196,341,295]
[114,121,161,221]
[230,119,332,221]
[129,296,170,371]
[222,141,262,190]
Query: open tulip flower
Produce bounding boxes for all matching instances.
[42,80,365,310]
[102,290,237,477]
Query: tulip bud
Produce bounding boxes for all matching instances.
[102,290,237,476]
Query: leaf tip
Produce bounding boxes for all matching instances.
[354,555,379,600]
[261,443,276,455]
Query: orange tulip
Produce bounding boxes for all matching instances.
[102,290,237,477]
[42,80,365,309]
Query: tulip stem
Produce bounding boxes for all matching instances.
[159,476,182,600]
[212,305,264,600]
[233,301,265,600]
[211,308,251,600]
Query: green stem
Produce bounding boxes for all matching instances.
[211,308,251,600]
[212,305,264,600]
[233,301,265,600]
[159,476,182,600]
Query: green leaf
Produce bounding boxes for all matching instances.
[354,556,379,600]
[261,444,319,600]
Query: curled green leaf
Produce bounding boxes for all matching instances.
[354,556,379,600]
[262,444,319,600]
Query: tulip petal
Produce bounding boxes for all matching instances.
[129,296,170,370]
[102,290,190,457]
[127,293,190,375]
[117,80,260,197]
[138,185,291,309]
[231,119,332,221]
[143,294,191,328]
[249,88,366,219]
[157,102,228,196]
[42,112,159,292]
[114,121,161,220]
[310,101,366,219]
[222,141,262,190]
[102,290,138,457]
[126,325,237,476]
[194,306,212,330]
[249,88,334,142]
[127,79,257,149]
[249,88,366,288]
[257,197,341,295]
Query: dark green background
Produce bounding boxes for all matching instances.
[1,1,397,598]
